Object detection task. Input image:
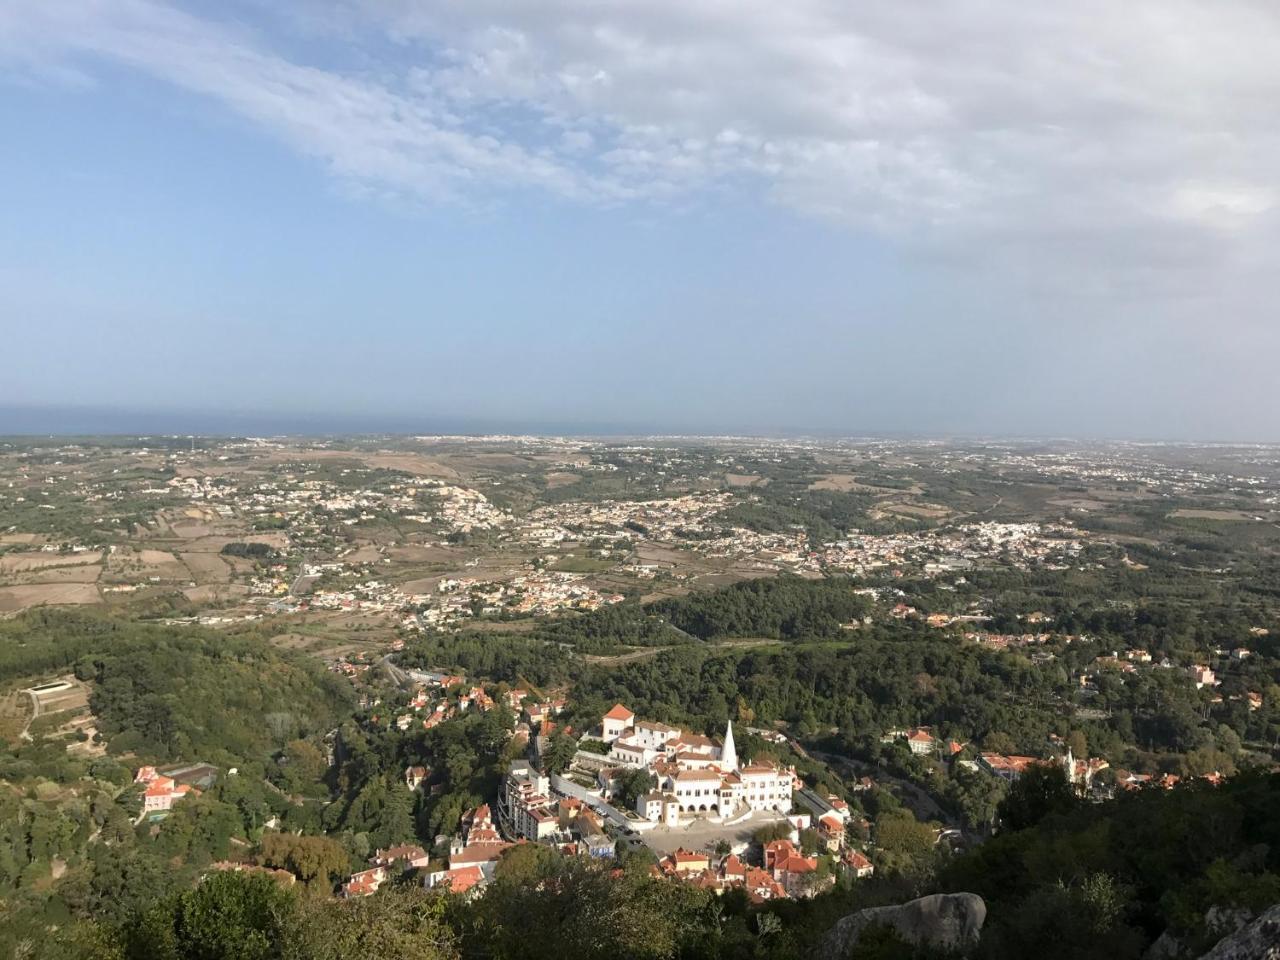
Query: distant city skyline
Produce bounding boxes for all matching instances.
[3,2,1280,441]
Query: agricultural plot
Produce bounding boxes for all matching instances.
[0,583,101,613]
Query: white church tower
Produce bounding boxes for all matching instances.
[721,719,738,772]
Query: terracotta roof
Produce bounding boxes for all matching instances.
[845,850,873,869]
[441,865,484,894]
[604,703,635,721]
[819,813,844,832]
[674,769,721,782]
[451,841,511,865]
[778,854,816,874]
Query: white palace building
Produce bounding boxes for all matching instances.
[599,704,796,824]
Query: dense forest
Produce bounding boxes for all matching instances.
[0,611,353,765]
[404,570,1278,778]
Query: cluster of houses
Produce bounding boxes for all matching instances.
[655,807,874,902]
[422,804,514,895]
[343,805,517,899]
[342,842,433,898]
[342,797,619,901]
[893,722,1234,802]
[883,726,966,759]
[812,521,1085,578]
[362,669,505,734]
[410,571,625,624]
[520,492,737,549]
[882,726,1122,796]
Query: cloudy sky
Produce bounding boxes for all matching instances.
[3,1,1278,438]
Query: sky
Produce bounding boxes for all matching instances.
[2,1,1279,440]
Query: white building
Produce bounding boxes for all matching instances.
[601,703,635,742]
[502,761,558,840]
[620,717,793,821]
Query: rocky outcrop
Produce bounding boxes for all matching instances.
[1199,904,1280,959]
[816,892,986,959]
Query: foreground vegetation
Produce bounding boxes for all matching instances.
[7,770,1277,959]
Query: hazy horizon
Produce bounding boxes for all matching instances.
[4,402,1279,446]
[4,3,1280,440]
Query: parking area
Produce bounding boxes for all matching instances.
[634,809,792,856]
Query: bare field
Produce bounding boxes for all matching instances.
[359,453,461,478]
[1171,509,1259,521]
[809,474,870,492]
[725,473,767,488]
[167,520,218,538]
[268,632,331,652]
[873,502,951,519]
[344,545,383,564]
[386,544,461,563]
[448,453,535,471]
[182,584,250,603]
[399,577,441,595]
[0,583,100,613]
[180,552,232,583]
[544,472,581,489]
[105,547,189,581]
[0,551,102,574]
[21,565,103,585]
[635,543,709,567]
[195,532,290,551]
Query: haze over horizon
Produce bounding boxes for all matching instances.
[4,2,1280,441]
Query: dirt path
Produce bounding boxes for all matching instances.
[20,688,39,741]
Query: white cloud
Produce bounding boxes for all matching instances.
[5,0,1280,287]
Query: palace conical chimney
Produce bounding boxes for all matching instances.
[721,719,738,772]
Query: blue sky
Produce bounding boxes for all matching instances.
[3,1,1279,439]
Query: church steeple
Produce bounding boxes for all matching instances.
[721,719,738,771]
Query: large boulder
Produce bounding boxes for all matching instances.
[816,892,986,959]
[1198,904,1280,959]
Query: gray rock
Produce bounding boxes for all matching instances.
[1206,907,1255,939]
[1199,903,1280,960]
[816,892,986,959]
[1145,929,1186,960]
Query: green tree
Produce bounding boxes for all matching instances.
[281,885,457,960]
[260,833,350,890]
[542,732,578,777]
[997,764,1076,832]
[127,871,295,960]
